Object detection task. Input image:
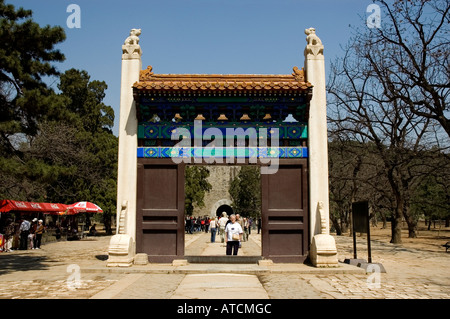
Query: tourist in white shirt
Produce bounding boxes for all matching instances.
[225,214,243,255]
[218,212,228,243]
[19,218,31,250]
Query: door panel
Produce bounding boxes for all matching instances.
[261,159,308,262]
[136,159,185,263]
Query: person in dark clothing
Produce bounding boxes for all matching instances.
[19,218,31,250]
[186,217,193,234]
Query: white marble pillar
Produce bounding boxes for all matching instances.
[116,28,142,242]
[304,27,330,238]
[304,27,338,266]
[107,29,142,267]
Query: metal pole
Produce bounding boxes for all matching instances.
[367,210,372,263]
[353,230,357,259]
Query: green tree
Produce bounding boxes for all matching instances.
[0,0,65,155]
[411,153,450,228]
[49,69,117,234]
[0,0,65,201]
[184,166,212,216]
[229,166,261,218]
[0,2,117,234]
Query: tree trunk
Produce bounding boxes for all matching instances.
[390,212,403,244]
[341,216,349,234]
[382,216,387,229]
[103,214,112,235]
[331,217,342,236]
[407,226,417,238]
[403,206,417,238]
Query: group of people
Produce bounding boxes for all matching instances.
[185,216,212,234]
[0,215,100,252]
[186,212,258,256]
[1,217,45,252]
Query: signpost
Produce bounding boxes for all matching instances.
[345,201,386,273]
[352,201,372,263]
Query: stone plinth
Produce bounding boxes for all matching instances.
[310,233,339,267]
[107,234,135,267]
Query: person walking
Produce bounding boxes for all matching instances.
[218,212,228,243]
[30,218,37,249]
[210,217,217,243]
[225,214,243,256]
[195,218,201,232]
[34,220,44,249]
[3,218,15,252]
[243,217,249,242]
[236,214,245,242]
[205,217,210,233]
[19,218,31,250]
[186,217,192,234]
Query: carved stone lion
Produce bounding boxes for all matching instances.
[124,28,141,45]
[305,27,322,46]
[304,27,324,57]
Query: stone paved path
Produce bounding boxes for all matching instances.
[0,230,448,299]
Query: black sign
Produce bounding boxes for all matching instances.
[352,201,369,233]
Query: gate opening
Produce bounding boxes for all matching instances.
[216,204,233,218]
[184,165,262,260]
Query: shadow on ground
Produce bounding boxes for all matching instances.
[0,253,50,275]
[95,254,108,261]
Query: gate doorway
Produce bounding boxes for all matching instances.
[132,64,313,264]
[136,159,308,263]
[184,165,262,260]
[114,28,337,267]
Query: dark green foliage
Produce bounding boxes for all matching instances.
[229,166,261,219]
[0,0,65,154]
[184,166,212,216]
[0,2,117,234]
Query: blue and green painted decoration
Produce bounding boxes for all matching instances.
[136,95,309,159]
[137,146,308,159]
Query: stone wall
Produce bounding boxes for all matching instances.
[192,166,241,218]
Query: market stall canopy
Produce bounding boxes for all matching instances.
[0,200,68,214]
[66,201,103,215]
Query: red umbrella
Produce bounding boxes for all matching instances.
[0,200,67,214]
[66,201,103,215]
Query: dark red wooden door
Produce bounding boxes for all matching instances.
[136,159,185,263]
[261,159,309,262]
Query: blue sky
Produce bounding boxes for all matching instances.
[10,0,372,135]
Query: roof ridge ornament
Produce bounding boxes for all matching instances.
[304,27,324,58]
[292,66,305,82]
[122,28,142,59]
[140,65,154,80]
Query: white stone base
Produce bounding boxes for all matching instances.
[134,253,149,265]
[309,234,339,267]
[172,259,189,266]
[107,234,135,267]
[258,259,273,266]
